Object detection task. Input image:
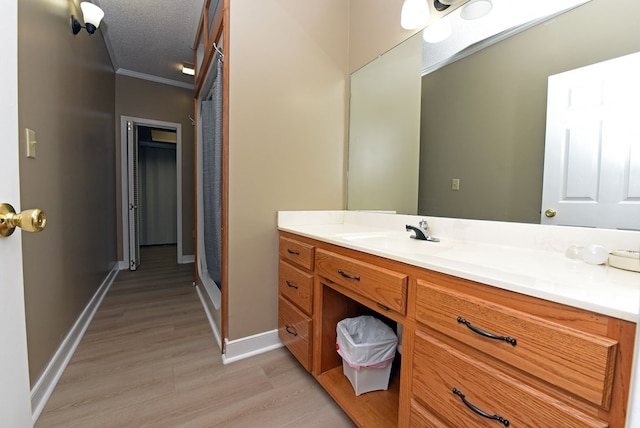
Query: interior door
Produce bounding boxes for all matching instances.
[127,121,140,270]
[0,0,34,425]
[541,52,640,230]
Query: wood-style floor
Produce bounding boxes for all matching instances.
[36,245,354,428]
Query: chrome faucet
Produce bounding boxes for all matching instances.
[406,220,440,242]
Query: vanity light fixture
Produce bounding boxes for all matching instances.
[460,0,493,20]
[181,62,195,76]
[423,18,452,43]
[401,0,430,30]
[71,2,105,35]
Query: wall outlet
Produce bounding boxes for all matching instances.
[451,178,460,191]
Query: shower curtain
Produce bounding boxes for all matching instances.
[200,58,223,288]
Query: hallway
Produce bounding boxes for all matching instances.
[36,246,352,427]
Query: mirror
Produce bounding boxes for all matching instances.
[347,0,640,229]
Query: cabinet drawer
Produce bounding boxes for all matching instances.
[278,296,312,372]
[415,280,618,409]
[409,399,449,428]
[412,331,608,428]
[315,249,408,315]
[279,261,313,315]
[279,236,314,271]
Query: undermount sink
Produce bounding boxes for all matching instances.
[334,231,451,256]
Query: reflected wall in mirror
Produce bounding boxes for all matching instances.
[348,0,640,230]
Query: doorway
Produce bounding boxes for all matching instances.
[120,116,185,269]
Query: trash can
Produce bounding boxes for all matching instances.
[336,315,398,396]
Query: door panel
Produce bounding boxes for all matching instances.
[0,0,34,424]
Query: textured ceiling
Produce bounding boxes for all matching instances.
[92,0,205,89]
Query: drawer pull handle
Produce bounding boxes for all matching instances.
[337,269,360,281]
[285,325,298,336]
[452,388,510,427]
[287,249,300,255]
[377,303,391,311]
[457,317,517,346]
[285,280,299,289]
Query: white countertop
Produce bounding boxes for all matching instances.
[278,210,640,322]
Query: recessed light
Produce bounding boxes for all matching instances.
[181,62,195,76]
[460,0,493,20]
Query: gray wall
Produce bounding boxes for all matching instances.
[18,0,117,383]
[419,0,640,223]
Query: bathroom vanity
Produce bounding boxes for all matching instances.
[277,211,640,427]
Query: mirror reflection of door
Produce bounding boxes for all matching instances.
[541,52,640,231]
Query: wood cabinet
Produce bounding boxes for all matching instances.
[277,231,636,427]
[315,249,408,315]
[412,331,607,427]
[277,235,315,372]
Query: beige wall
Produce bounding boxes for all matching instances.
[114,75,195,260]
[18,0,117,383]
[227,0,349,339]
[349,0,419,73]
[419,0,640,223]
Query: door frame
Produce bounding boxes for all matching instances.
[119,116,184,267]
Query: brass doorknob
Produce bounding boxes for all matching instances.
[544,208,557,218]
[0,203,47,237]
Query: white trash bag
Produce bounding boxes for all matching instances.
[336,315,398,370]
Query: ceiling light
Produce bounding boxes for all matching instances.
[182,62,195,76]
[401,0,430,30]
[423,19,452,43]
[460,0,493,20]
[433,0,450,12]
[71,2,105,35]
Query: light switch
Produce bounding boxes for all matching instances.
[451,178,460,191]
[25,128,36,159]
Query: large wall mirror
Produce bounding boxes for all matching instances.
[347,0,640,231]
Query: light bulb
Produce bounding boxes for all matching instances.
[401,0,430,30]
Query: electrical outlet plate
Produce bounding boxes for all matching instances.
[451,178,460,191]
[25,128,36,159]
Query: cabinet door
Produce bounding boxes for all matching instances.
[412,331,608,428]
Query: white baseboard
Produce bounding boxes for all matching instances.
[30,264,119,424]
[195,284,222,351]
[221,330,283,365]
[194,285,282,364]
[181,254,194,264]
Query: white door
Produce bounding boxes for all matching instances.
[127,121,140,270]
[0,0,35,426]
[541,52,640,230]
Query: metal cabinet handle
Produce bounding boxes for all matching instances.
[285,325,298,336]
[457,317,517,346]
[337,269,360,281]
[285,280,298,290]
[452,388,509,426]
[287,249,300,255]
